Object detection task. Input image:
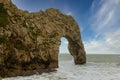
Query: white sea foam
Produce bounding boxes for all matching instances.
[3,61,120,80]
[3,54,120,80]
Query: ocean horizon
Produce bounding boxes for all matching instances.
[3,54,120,80]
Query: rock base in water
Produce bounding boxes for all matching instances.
[1,67,56,78]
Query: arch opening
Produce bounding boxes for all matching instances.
[60,37,69,54]
[59,37,72,61]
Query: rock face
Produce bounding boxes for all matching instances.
[0,0,86,78]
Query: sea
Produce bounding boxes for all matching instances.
[3,54,120,80]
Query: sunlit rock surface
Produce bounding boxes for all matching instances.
[0,0,86,78]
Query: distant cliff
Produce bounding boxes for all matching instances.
[0,0,86,78]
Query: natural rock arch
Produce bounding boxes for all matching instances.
[0,0,86,77]
[63,35,86,64]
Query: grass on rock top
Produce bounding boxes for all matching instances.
[0,3,8,27]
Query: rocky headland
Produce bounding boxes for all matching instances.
[0,0,86,78]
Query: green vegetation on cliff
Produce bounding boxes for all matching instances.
[0,3,8,27]
[0,36,7,44]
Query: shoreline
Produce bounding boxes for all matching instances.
[1,68,56,78]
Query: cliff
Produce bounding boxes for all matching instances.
[0,0,86,78]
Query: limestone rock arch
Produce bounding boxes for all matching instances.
[0,0,86,77]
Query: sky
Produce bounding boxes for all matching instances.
[12,0,120,54]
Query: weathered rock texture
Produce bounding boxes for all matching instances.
[0,0,86,78]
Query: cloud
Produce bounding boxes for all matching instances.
[91,0,120,33]
[60,38,69,53]
[85,0,120,54]
[84,40,108,54]
[66,12,73,15]
[63,5,73,15]
[105,29,120,49]
[61,37,68,45]
[84,39,120,54]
